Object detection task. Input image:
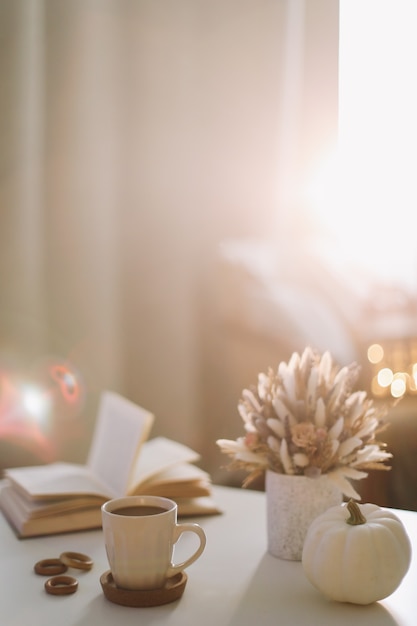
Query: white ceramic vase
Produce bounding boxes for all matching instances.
[266,470,342,561]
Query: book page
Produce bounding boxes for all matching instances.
[1,484,105,519]
[0,483,103,537]
[3,392,154,502]
[127,437,201,492]
[5,463,110,501]
[140,462,211,486]
[87,391,154,496]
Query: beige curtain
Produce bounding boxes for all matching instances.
[0,0,338,477]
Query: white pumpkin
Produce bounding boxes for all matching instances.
[302,499,412,605]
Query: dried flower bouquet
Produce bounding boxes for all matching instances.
[217,347,393,499]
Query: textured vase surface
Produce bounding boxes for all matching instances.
[266,470,342,561]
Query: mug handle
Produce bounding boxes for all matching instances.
[167,522,206,577]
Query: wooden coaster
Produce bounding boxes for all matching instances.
[100,570,188,607]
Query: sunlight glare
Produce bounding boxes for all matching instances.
[305,0,417,291]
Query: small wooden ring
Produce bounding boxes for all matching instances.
[44,575,78,595]
[34,559,68,576]
[59,551,93,571]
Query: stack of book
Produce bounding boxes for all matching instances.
[0,391,220,538]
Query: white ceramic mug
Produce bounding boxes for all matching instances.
[101,495,206,590]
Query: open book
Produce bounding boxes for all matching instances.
[0,391,220,537]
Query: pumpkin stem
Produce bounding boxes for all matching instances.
[346,499,366,525]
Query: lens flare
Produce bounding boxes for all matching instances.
[0,370,56,462]
[20,384,51,426]
[49,363,80,405]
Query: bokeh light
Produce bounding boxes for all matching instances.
[367,343,384,364]
[377,368,393,388]
[391,373,408,398]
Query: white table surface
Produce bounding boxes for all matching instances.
[1,484,416,626]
